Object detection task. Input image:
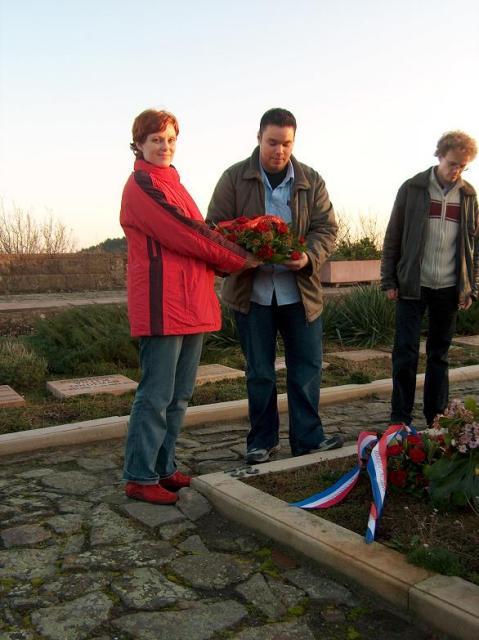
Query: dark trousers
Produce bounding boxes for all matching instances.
[235,301,324,456]
[391,286,457,426]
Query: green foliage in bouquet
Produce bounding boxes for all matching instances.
[425,398,479,507]
[426,452,479,507]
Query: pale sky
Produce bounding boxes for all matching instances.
[1,0,478,249]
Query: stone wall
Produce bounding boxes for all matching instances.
[0,253,127,294]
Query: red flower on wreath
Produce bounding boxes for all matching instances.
[408,447,426,464]
[388,469,408,488]
[290,250,302,261]
[387,444,402,457]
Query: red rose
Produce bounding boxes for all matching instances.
[388,469,407,488]
[387,444,402,457]
[256,220,271,233]
[275,221,289,234]
[236,216,249,224]
[290,251,302,261]
[299,236,306,243]
[408,447,426,463]
[407,434,422,446]
[257,245,274,259]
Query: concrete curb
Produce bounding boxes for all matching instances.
[1,364,479,457]
[192,447,479,640]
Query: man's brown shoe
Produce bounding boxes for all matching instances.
[125,481,178,504]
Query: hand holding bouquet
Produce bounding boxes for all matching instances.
[215,215,307,264]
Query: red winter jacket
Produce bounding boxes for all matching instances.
[120,160,247,336]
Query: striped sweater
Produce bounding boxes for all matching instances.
[420,168,461,289]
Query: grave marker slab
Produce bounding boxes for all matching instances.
[274,357,329,371]
[195,364,244,386]
[0,385,26,408]
[452,335,479,347]
[46,375,138,399]
[326,349,391,363]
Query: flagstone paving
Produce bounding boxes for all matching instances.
[2,382,476,639]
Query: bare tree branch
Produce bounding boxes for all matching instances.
[0,199,76,254]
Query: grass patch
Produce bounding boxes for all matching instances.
[244,455,479,585]
[1,344,479,435]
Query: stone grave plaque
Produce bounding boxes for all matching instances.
[46,375,138,399]
[195,364,244,386]
[274,357,329,371]
[0,385,26,408]
[452,335,479,347]
[326,349,391,363]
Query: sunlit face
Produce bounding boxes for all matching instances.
[258,125,295,173]
[136,123,177,167]
[436,149,471,185]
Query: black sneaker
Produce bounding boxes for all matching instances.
[245,444,281,464]
[315,434,344,452]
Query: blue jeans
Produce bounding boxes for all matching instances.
[123,333,203,484]
[235,301,324,456]
[391,286,457,426]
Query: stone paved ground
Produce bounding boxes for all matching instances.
[2,381,476,640]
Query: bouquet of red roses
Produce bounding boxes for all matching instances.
[215,215,307,264]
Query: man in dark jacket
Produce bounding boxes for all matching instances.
[207,108,341,463]
[381,130,478,426]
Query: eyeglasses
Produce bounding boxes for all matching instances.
[445,160,469,172]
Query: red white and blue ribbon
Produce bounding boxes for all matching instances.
[290,431,377,510]
[291,424,416,544]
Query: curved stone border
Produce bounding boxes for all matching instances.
[192,447,479,640]
[1,364,479,457]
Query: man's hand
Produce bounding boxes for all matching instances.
[458,294,473,311]
[386,288,399,301]
[284,252,309,271]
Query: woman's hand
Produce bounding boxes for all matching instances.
[243,252,262,270]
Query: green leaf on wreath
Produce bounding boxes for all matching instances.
[426,451,479,507]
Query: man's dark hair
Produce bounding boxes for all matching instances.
[259,108,297,135]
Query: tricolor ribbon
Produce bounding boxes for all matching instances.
[291,424,416,543]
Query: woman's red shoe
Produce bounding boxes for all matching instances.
[125,482,178,504]
[159,470,191,491]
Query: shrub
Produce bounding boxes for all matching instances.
[30,305,138,375]
[0,338,47,389]
[323,285,395,347]
[456,299,479,335]
[330,213,383,261]
[330,236,382,261]
[205,303,239,349]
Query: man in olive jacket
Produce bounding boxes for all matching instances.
[381,130,479,427]
[207,108,340,462]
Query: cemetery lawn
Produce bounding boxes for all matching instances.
[1,344,478,435]
[244,455,479,586]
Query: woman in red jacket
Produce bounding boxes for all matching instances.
[121,109,257,504]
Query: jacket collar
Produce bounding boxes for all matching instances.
[410,166,476,196]
[243,146,310,190]
[134,159,180,183]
